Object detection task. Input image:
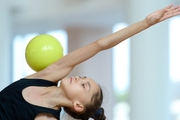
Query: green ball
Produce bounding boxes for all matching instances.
[25,34,64,71]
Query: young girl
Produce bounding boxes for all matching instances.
[0,4,180,120]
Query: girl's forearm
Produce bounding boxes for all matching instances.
[97,19,150,50]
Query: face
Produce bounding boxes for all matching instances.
[60,76,100,106]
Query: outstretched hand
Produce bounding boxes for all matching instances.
[145,4,180,26]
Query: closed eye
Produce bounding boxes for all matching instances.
[79,76,87,79]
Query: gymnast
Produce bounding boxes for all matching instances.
[0,4,180,120]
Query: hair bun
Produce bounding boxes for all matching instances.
[94,107,106,120]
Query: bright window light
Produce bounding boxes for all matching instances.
[169,17,180,82]
[112,23,130,93]
[112,23,130,120]
[169,16,180,120]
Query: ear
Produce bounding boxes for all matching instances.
[73,102,84,112]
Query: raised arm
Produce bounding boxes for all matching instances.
[97,4,180,49]
[27,4,180,82]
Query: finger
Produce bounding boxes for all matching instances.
[165,4,174,10]
[162,5,175,12]
[160,10,180,21]
[161,5,180,18]
[165,8,180,15]
[162,4,177,13]
[167,5,180,12]
[173,5,180,12]
[165,6,180,15]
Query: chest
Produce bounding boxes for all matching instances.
[22,86,48,107]
[22,87,59,120]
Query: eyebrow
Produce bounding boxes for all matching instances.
[87,81,91,92]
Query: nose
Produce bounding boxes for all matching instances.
[74,76,86,82]
[75,76,80,82]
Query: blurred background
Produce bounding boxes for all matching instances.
[0,0,180,120]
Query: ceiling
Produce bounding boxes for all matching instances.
[4,0,180,34]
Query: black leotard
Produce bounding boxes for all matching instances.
[0,78,61,120]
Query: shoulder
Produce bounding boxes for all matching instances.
[25,64,65,83]
[20,77,58,87]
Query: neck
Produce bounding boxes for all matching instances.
[42,86,72,109]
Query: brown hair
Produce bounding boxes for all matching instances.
[64,85,106,120]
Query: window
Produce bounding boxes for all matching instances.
[169,17,180,120]
[12,30,67,82]
[112,23,130,120]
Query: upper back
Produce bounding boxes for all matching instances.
[0,78,60,120]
